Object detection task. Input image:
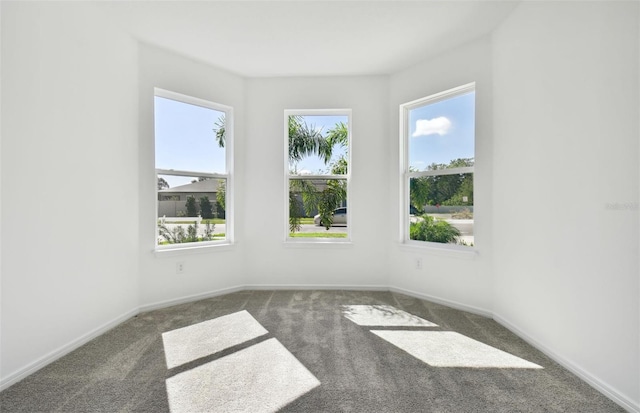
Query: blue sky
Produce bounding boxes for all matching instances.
[408,91,475,170]
[155,93,474,188]
[155,96,226,187]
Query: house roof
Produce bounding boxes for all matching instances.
[159,179,221,193]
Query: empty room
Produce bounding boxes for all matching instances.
[1,1,638,412]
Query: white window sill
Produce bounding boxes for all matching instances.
[283,239,354,249]
[154,241,235,257]
[398,241,477,259]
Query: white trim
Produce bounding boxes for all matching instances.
[400,83,476,249]
[282,240,354,248]
[0,308,139,392]
[154,88,232,114]
[153,89,234,248]
[154,241,235,256]
[284,109,352,243]
[156,169,227,179]
[494,313,640,413]
[244,284,388,292]
[138,285,245,313]
[402,82,475,110]
[388,286,492,318]
[289,174,346,180]
[407,166,474,178]
[398,241,478,259]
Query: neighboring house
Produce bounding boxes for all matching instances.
[158,179,224,218]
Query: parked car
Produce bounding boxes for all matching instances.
[314,207,347,226]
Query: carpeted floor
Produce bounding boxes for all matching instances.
[0,290,626,412]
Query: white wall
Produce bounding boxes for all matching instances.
[387,37,494,315]
[1,3,637,411]
[1,2,139,386]
[243,77,389,287]
[137,45,247,308]
[492,2,639,410]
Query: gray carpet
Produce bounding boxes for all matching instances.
[0,290,625,412]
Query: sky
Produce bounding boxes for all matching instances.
[155,92,474,188]
[408,91,475,170]
[155,96,226,188]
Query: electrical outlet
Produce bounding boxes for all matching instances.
[176,261,185,274]
[415,258,422,270]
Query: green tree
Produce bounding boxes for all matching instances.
[199,196,213,219]
[288,118,349,232]
[185,195,198,217]
[158,177,169,190]
[410,158,474,207]
[216,180,226,217]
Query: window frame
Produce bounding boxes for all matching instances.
[399,83,475,250]
[284,109,352,244]
[154,87,234,251]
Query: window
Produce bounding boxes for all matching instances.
[401,83,475,248]
[285,110,351,242]
[155,88,233,248]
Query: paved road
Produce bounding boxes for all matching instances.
[445,219,473,236]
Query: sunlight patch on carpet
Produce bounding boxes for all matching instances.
[165,338,320,413]
[371,330,542,369]
[162,310,268,369]
[342,305,438,327]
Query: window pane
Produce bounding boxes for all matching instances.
[288,115,349,176]
[288,178,347,239]
[155,96,226,173]
[409,174,473,247]
[157,174,226,244]
[408,91,475,172]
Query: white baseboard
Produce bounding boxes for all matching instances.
[243,283,389,291]
[388,285,493,318]
[138,285,245,313]
[0,308,139,392]
[494,313,640,413]
[2,285,637,413]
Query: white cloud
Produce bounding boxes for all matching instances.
[412,116,451,137]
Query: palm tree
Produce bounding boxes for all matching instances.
[214,114,349,232]
[288,115,334,164]
[288,117,348,231]
[213,114,226,148]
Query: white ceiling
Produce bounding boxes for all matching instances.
[100,1,520,78]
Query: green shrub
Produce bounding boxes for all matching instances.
[186,223,199,243]
[410,215,460,244]
[158,223,186,244]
